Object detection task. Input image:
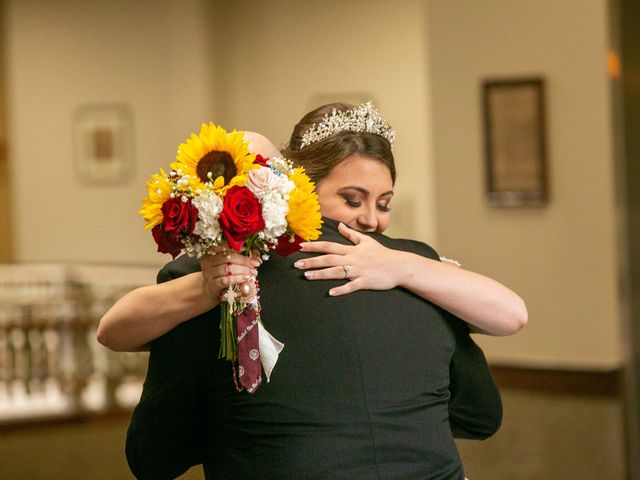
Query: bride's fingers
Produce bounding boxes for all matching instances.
[299,241,348,255]
[201,252,254,268]
[250,249,263,267]
[224,263,256,277]
[203,261,255,281]
[337,222,364,245]
[302,266,350,281]
[204,270,253,296]
[219,274,254,287]
[224,251,255,266]
[328,278,363,297]
[294,254,345,270]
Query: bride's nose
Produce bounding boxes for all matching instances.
[356,206,378,233]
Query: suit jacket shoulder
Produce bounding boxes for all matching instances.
[157,254,201,283]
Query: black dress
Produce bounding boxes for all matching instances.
[126,218,502,480]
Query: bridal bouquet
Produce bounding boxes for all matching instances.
[140,122,322,391]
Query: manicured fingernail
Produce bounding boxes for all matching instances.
[328,289,336,296]
[294,261,304,268]
[304,271,313,278]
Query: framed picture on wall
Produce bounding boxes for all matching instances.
[482,77,548,206]
[73,104,133,184]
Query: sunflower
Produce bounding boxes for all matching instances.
[140,168,173,230]
[286,167,322,241]
[171,122,257,195]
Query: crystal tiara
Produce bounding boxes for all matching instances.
[299,101,396,149]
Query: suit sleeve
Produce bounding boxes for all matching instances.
[126,260,209,479]
[395,240,502,439]
[447,315,503,439]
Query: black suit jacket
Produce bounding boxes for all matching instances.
[126,218,501,480]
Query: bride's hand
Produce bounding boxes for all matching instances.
[294,222,405,296]
[200,249,260,299]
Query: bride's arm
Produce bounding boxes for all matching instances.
[99,132,278,352]
[295,223,527,336]
[97,273,214,351]
[97,252,258,351]
[383,250,527,336]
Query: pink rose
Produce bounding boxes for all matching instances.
[245,167,281,197]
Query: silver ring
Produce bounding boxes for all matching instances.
[342,264,351,279]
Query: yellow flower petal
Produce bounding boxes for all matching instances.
[173,122,257,194]
[286,167,322,240]
[139,168,172,230]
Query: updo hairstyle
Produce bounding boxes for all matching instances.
[282,103,396,185]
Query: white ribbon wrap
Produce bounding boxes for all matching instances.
[258,323,284,382]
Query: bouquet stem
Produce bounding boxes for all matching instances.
[219,300,237,361]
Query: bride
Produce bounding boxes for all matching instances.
[98,103,526,352]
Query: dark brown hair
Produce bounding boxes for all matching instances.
[282,103,396,185]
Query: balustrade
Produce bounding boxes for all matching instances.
[0,263,157,425]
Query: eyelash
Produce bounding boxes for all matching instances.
[345,198,391,212]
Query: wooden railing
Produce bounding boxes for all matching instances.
[0,263,157,425]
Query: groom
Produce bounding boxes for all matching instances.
[125,135,501,480]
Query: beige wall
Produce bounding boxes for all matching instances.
[427,0,622,368]
[6,0,437,269]
[0,2,12,262]
[5,0,624,368]
[6,0,218,267]
[209,0,437,242]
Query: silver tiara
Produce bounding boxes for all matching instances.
[300,101,396,149]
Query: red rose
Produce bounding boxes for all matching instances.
[161,197,198,239]
[219,186,265,251]
[274,232,303,257]
[152,224,184,258]
[151,197,198,258]
[254,154,269,167]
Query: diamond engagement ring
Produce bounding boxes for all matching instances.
[342,264,351,279]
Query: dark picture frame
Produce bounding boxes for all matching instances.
[482,77,548,206]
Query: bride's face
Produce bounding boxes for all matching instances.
[316,153,393,233]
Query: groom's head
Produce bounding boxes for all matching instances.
[243,131,281,159]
